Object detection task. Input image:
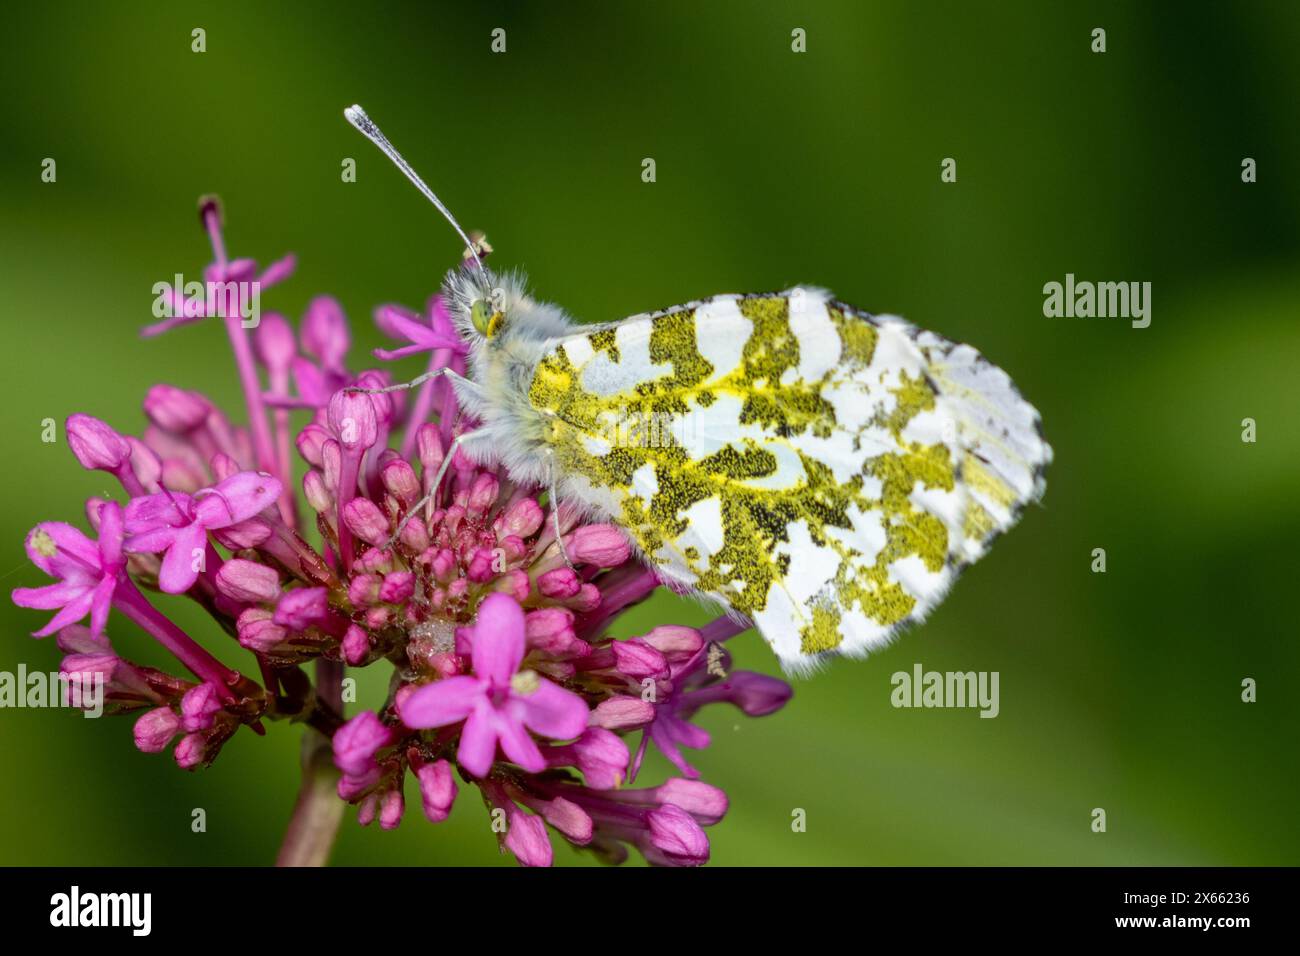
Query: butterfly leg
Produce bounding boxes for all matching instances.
[546,449,576,572]
[386,429,489,548]
[346,366,482,396]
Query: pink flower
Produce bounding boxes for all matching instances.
[646,804,711,866]
[373,299,464,361]
[399,593,589,778]
[180,682,224,731]
[10,198,794,867]
[302,297,351,374]
[214,558,281,603]
[414,759,458,823]
[66,414,132,473]
[134,706,182,753]
[124,471,281,593]
[333,711,396,777]
[141,232,295,339]
[11,503,125,638]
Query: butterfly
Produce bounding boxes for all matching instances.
[345,106,1052,675]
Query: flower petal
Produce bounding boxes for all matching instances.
[123,524,183,555]
[158,523,207,593]
[516,678,589,741]
[649,717,706,779]
[470,593,526,687]
[12,580,90,611]
[291,357,331,405]
[194,472,282,528]
[373,343,436,362]
[456,703,499,778]
[495,712,546,773]
[140,312,204,337]
[259,253,297,288]
[398,675,483,729]
[25,522,99,578]
[124,491,192,534]
[96,501,125,567]
[31,588,97,638]
[88,573,117,638]
[373,304,438,345]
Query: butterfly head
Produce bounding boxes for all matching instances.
[443,263,509,348]
[470,294,507,341]
[443,265,576,353]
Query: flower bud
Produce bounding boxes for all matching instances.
[647,804,709,866]
[254,312,296,372]
[566,524,631,567]
[503,807,552,868]
[215,559,281,604]
[538,567,581,600]
[296,423,331,468]
[66,414,131,471]
[639,625,704,664]
[327,390,378,452]
[144,384,210,433]
[333,711,395,777]
[342,624,370,666]
[174,732,208,770]
[589,695,655,730]
[126,437,162,491]
[273,588,329,630]
[237,607,287,654]
[415,759,457,823]
[133,706,181,753]
[650,778,728,825]
[380,571,414,604]
[343,497,390,546]
[380,458,421,505]
[611,639,670,680]
[465,473,499,517]
[379,789,405,830]
[302,296,350,371]
[500,498,544,538]
[180,682,223,732]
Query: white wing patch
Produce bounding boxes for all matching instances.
[527,289,1051,674]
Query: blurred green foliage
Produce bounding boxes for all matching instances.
[1,0,1297,866]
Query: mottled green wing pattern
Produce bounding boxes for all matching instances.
[527,289,1050,673]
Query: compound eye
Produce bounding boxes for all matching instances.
[470,299,492,335]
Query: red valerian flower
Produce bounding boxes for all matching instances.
[9,199,792,866]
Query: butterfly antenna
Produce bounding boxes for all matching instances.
[344,104,488,285]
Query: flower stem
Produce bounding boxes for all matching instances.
[276,659,345,866]
[113,575,241,703]
[335,451,362,568]
[400,348,446,460]
[275,728,343,866]
[222,314,280,483]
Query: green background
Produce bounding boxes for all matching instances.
[1,1,1297,866]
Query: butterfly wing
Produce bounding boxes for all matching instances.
[527,289,1051,674]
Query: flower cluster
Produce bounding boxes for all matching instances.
[10,199,792,866]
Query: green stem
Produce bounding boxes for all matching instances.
[275,660,345,867]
